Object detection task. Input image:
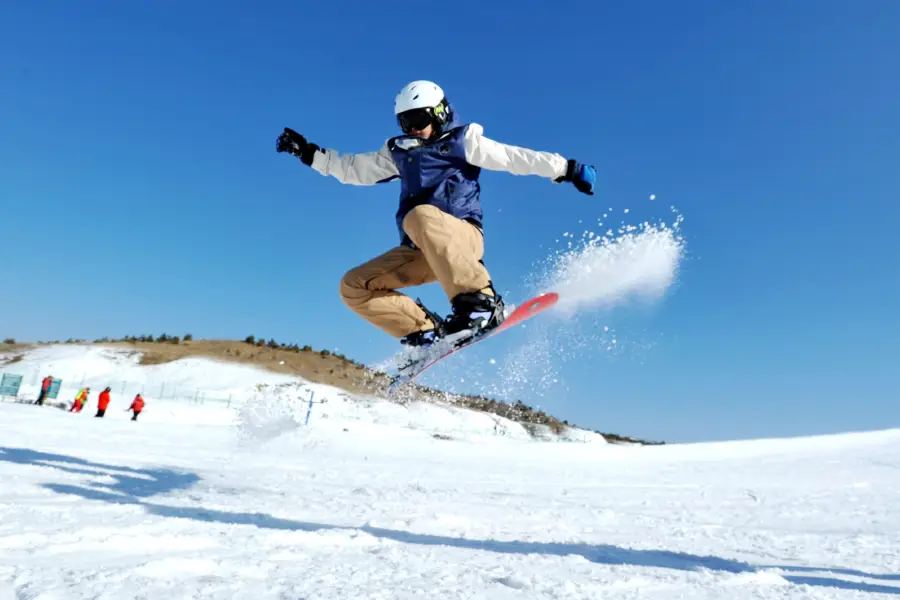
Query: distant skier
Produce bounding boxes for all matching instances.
[34,375,52,405]
[69,387,89,413]
[95,387,111,418]
[126,394,144,421]
[276,80,596,350]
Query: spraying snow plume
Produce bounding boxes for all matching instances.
[235,383,323,448]
[530,209,685,317]
[376,204,686,406]
[460,206,687,403]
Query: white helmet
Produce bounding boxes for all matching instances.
[394,80,444,114]
[394,80,452,135]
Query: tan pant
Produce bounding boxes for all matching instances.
[340,205,492,338]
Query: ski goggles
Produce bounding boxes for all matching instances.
[397,107,434,133]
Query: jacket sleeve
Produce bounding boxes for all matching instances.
[463,123,570,180]
[309,142,399,185]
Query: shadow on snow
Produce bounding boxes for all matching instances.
[1,445,896,595]
[0,445,199,498]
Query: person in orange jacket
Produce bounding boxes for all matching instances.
[95,387,111,418]
[127,394,145,421]
[69,387,89,413]
[35,375,53,405]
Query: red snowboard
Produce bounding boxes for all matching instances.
[387,292,559,392]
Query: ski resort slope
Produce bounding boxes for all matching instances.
[0,344,604,441]
[2,402,899,599]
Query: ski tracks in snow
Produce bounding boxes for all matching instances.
[1,405,900,599]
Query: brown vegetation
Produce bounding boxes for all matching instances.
[0,354,24,366]
[1,340,29,350]
[0,341,31,366]
[103,338,390,395]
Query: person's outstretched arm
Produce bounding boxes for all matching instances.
[462,124,596,195]
[276,127,399,185]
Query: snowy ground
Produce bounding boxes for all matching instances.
[2,400,899,599]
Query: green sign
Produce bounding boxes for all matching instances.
[0,374,23,397]
[47,378,62,399]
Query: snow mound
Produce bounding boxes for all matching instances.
[1,344,606,444]
[235,380,607,446]
[2,344,297,397]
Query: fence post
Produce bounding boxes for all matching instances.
[304,391,315,426]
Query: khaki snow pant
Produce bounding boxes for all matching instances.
[340,205,492,338]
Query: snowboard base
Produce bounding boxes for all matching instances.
[386,292,559,393]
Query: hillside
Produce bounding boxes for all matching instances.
[0,338,657,444]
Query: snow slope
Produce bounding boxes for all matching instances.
[1,402,898,599]
[0,344,606,441]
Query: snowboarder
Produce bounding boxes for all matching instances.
[276,80,596,350]
[95,387,111,418]
[69,387,89,413]
[126,394,144,421]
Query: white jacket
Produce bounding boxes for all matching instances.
[310,123,569,186]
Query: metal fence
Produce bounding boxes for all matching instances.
[0,365,236,407]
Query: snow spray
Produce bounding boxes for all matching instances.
[236,383,323,447]
[419,200,687,405]
[532,207,685,317]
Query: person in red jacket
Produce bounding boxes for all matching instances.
[95,387,111,418]
[34,376,53,405]
[127,394,145,421]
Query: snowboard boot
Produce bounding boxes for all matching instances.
[400,300,445,348]
[400,328,439,347]
[444,286,506,338]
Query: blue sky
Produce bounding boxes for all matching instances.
[2,0,898,443]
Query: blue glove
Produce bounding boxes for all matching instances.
[557,159,596,195]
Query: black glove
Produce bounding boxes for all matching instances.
[276,127,320,167]
[556,159,597,195]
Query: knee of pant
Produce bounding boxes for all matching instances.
[402,204,441,236]
[339,269,370,307]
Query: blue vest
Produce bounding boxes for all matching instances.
[386,121,482,245]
